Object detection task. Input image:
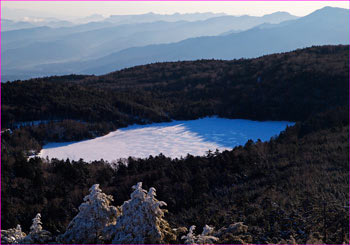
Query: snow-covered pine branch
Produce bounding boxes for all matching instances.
[182,225,197,244]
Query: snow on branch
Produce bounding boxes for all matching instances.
[108,182,176,244]
[57,184,119,243]
[182,225,219,244]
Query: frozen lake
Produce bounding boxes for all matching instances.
[39,117,294,162]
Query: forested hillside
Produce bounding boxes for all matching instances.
[1,45,349,244]
[2,45,348,129]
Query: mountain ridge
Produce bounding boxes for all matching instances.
[1,10,300,81]
[2,6,346,81]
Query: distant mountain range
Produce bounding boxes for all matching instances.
[2,11,297,65]
[0,12,228,32]
[105,12,228,24]
[1,11,298,81]
[1,7,348,81]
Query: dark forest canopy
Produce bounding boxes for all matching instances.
[2,45,349,130]
[1,45,349,244]
[2,107,349,244]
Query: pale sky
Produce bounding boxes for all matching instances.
[2,1,349,20]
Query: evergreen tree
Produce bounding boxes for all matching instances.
[23,213,53,244]
[30,213,42,233]
[109,182,176,244]
[57,184,119,243]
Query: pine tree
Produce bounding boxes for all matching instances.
[30,213,42,233]
[23,213,52,244]
[108,182,176,244]
[57,184,119,243]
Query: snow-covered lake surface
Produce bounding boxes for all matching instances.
[39,117,294,162]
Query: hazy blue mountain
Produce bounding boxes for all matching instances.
[4,7,348,81]
[1,19,37,31]
[2,21,116,47]
[73,6,348,75]
[12,6,345,79]
[1,17,75,32]
[1,11,298,81]
[105,12,227,24]
[0,18,73,32]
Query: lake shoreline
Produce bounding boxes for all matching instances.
[39,117,294,162]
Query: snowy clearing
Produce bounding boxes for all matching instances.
[39,117,294,162]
